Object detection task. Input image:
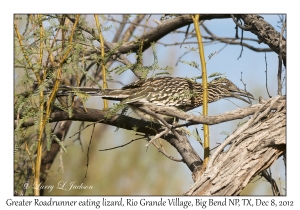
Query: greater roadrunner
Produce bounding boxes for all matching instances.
[55,77,254,123]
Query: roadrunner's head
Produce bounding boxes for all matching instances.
[207,77,254,104]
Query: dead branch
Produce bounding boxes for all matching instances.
[185,97,286,195]
[238,14,286,67]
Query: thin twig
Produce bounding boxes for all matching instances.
[22,14,31,36]
[195,127,204,148]
[261,169,281,196]
[145,128,169,147]
[121,15,146,42]
[156,147,183,162]
[94,15,108,109]
[99,137,144,151]
[109,16,152,32]
[224,98,242,108]
[277,16,286,95]
[237,25,244,59]
[209,143,222,152]
[265,52,272,98]
[234,19,239,39]
[82,123,95,183]
[240,72,253,105]
[24,142,35,174]
[201,37,272,53]
[58,130,65,174]
[230,15,252,31]
[112,15,129,43]
[136,15,151,66]
[175,51,192,66]
[179,20,204,48]
[69,120,103,138]
[72,121,86,152]
[52,122,59,133]
[138,105,183,142]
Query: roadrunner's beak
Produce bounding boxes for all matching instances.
[229,88,254,104]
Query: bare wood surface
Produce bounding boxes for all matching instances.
[238,14,286,67]
[185,97,286,195]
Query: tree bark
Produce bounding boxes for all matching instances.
[185,97,286,195]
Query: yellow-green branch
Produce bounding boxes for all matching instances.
[94,15,108,109]
[14,23,41,85]
[191,14,210,166]
[34,15,80,196]
[36,15,45,195]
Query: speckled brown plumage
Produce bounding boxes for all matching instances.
[100,77,253,110]
[56,77,254,122]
